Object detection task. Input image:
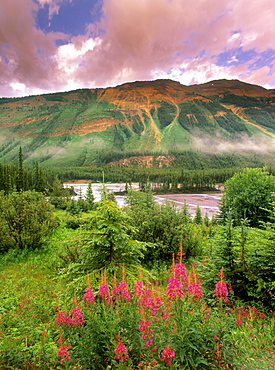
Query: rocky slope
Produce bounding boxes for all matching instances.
[0,79,275,165]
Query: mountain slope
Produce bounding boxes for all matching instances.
[0,79,275,166]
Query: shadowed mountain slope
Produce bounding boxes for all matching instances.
[0,79,275,166]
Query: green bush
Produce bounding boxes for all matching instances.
[0,191,58,252]
[219,168,275,227]
[124,190,204,263]
[65,215,88,229]
[200,220,275,308]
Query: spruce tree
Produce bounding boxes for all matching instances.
[3,166,12,195]
[16,147,24,192]
[193,205,203,224]
[34,162,45,193]
[85,182,95,210]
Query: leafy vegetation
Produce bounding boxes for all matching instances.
[219,168,275,227]
[61,199,147,278]
[0,165,275,369]
[0,137,275,368]
[0,191,58,252]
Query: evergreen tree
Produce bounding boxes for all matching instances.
[51,176,64,196]
[85,182,95,210]
[33,162,46,193]
[16,147,24,192]
[64,199,147,274]
[193,205,203,224]
[0,191,58,251]
[3,166,12,195]
[66,199,81,216]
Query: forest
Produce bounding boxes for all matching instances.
[0,152,275,369]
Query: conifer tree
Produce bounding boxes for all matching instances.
[66,198,81,216]
[3,165,12,195]
[85,182,95,210]
[193,205,203,224]
[16,147,24,192]
[34,162,46,193]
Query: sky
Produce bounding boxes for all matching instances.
[0,0,275,97]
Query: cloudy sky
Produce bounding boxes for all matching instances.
[0,0,275,97]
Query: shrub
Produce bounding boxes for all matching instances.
[219,168,275,227]
[0,191,58,252]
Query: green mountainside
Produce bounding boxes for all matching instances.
[0,79,275,166]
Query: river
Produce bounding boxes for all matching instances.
[63,182,222,218]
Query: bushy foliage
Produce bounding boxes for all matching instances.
[219,168,275,227]
[124,189,204,263]
[0,191,58,252]
[200,219,275,308]
[61,199,147,277]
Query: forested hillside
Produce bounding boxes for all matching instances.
[0,79,275,167]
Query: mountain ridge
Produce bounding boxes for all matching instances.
[0,78,275,166]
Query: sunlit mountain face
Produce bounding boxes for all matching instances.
[0,79,275,166]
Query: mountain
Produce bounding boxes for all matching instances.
[0,79,275,166]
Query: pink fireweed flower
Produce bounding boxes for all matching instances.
[112,280,131,302]
[56,309,85,326]
[139,320,151,333]
[174,263,187,281]
[236,316,243,326]
[56,311,73,326]
[138,293,163,316]
[160,345,175,366]
[133,280,143,296]
[99,283,111,303]
[214,281,229,301]
[184,282,204,301]
[57,342,71,363]
[149,296,163,316]
[138,288,152,305]
[118,280,131,302]
[138,288,162,315]
[71,308,85,325]
[166,277,184,301]
[213,268,229,302]
[144,339,154,347]
[112,284,121,302]
[83,288,95,304]
[114,341,129,362]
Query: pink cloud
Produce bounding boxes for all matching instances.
[76,0,275,88]
[76,0,229,85]
[0,0,274,97]
[244,66,272,86]
[0,0,68,95]
[230,0,275,52]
